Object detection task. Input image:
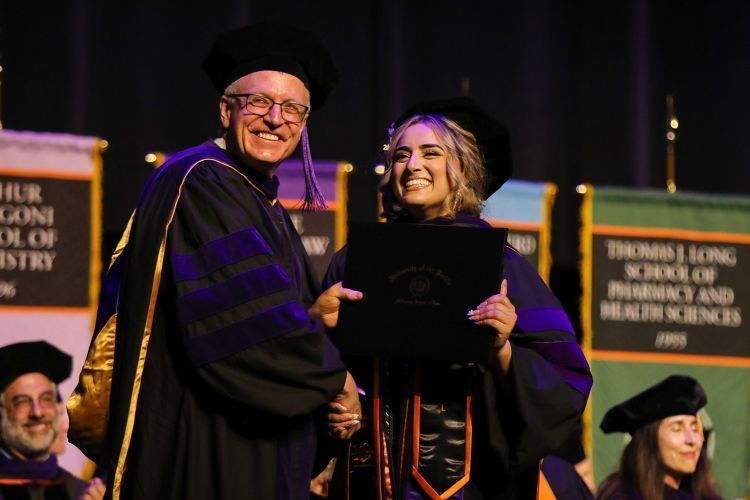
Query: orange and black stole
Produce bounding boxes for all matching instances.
[372,360,473,499]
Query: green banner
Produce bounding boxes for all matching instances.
[581,186,750,498]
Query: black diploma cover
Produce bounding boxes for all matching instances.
[336,222,507,362]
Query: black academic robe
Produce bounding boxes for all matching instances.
[76,141,346,499]
[540,455,593,500]
[321,215,592,500]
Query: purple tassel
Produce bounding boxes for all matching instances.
[300,128,327,211]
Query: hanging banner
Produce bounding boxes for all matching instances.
[581,186,750,498]
[482,180,557,282]
[276,159,350,281]
[0,129,104,476]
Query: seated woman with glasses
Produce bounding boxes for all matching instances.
[596,375,720,500]
[318,98,592,499]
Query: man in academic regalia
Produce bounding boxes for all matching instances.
[67,23,361,500]
[0,341,105,500]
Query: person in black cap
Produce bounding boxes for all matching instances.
[319,98,592,499]
[0,341,105,499]
[66,23,362,500]
[596,375,720,500]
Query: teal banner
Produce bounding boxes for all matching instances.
[482,180,557,282]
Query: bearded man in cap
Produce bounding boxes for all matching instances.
[0,341,105,500]
[67,23,361,500]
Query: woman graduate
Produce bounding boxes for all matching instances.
[596,375,720,500]
[321,98,592,499]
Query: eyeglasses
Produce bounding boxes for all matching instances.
[8,393,58,415]
[225,93,310,124]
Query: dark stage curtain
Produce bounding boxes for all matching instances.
[2,0,750,327]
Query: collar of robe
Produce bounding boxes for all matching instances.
[212,138,280,200]
[416,213,491,229]
[240,164,280,200]
[0,448,61,482]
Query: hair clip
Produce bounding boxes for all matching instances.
[382,122,396,151]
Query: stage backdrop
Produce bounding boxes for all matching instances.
[581,186,750,498]
[274,159,350,281]
[482,180,557,281]
[0,129,104,476]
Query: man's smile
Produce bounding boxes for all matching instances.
[254,131,281,141]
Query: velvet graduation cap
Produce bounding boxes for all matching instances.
[392,97,513,197]
[202,22,338,109]
[600,375,707,435]
[0,341,72,392]
[203,22,339,210]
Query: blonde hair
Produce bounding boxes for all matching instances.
[380,114,487,222]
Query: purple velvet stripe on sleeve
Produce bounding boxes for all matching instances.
[185,301,308,367]
[516,307,575,335]
[176,264,292,326]
[172,228,272,282]
[527,340,593,399]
